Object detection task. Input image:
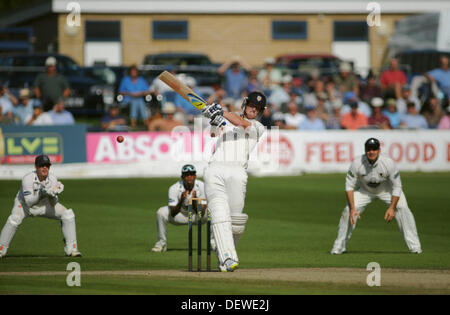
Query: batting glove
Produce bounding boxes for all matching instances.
[210,114,226,127]
[202,103,223,119]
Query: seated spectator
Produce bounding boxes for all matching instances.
[218,56,250,100]
[272,112,287,129]
[425,56,450,97]
[368,97,391,129]
[269,75,294,112]
[0,104,13,125]
[359,73,382,104]
[341,101,368,130]
[246,67,264,94]
[382,98,402,129]
[438,104,450,129]
[207,87,227,107]
[0,83,18,118]
[257,57,282,92]
[333,62,359,96]
[283,101,305,129]
[101,104,128,131]
[341,91,372,117]
[12,88,41,125]
[422,97,444,129]
[298,106,325,130]
[27,102,53,125]
[315,92,331,121]
[380,58,407,99]
[175,76,203,121]
[148,102,183,132]
[48,100,75,125]
[326,99,343,129]
[221,97,239,113]
[396,85,421,115]
[260,106,274,128]
[119,64,150,129]
[400,102,428,129]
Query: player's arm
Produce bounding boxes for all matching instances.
[385,162,402,222]
[169,187,188,218]
[222,111,251,128]
[21,175,40,207]
[345,163,360,225]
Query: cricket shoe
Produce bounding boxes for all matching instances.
[411,248,422,254]
[330,248,346,255]
[220,259,239,272]
[67,250,82,257]
[151,242,167,252]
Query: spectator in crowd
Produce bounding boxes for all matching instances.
[34,57,70,111]
[100,103,128,131]
[12,89,41,125]
[325,79,341,103]
[119,65,150,129]
[148,102,183,132]
[257,57,282,91]
[341,101,368,130]
[260,106,274,128]
[425,56,450,97]
[326,99,343,129]
[268,75,293,112]
[272,112,287,129]
[48,100,75,125]
[422,97,444,129]
[333,62,359,96]
[298,105,325,130]
[207,87,227,107]
[283,101,306,129]
[368,97,391,129]
[218,56,250,100]
[359,73,382,104]
[315,92,331,122]
[221,97,239,113]
[396,85,421,115]
[27,102,52,125]
[438,104,450,129]
[400,102,428,129]
[341,91,372,117]
[0,104,13,125]
[246,67,264,94]
[303,80,327,108]
[382,98,402,129]
[380,57,407,99]
[0,83,18,118]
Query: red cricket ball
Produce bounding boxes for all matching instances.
[117,135,124,143]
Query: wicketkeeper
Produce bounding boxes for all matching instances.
[152,164,208,252]
[331,138,422,254]
[0,155,81,258]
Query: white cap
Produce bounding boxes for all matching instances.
[265,57,275,65]
[332,99,343,109]
[339,62,351,73]
[371,97,384,107]
[185,76,196,87]
[45,56,57,66]
[282,75,292,84]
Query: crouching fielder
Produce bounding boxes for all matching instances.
[201,91,267,272]
[0,155,81,258]
[331,138,422,254]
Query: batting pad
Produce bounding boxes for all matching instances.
[212,221,238,264]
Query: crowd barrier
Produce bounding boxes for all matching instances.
[1,126,449,179]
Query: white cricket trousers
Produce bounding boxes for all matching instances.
[155,206,207,246]
[203,163,247,264]
[332,189,422,253]
[0,197,79,256]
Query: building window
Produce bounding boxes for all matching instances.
[85,21,121,42]
[153,21,188,39]
[272,21,307,39]
[333,21,368,41]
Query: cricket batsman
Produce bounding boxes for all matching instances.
[331,138,422,254]
[152,164,207,252]
[0,155,81,258]
[201,91,267,271]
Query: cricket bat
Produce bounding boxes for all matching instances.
[157,71,207,111]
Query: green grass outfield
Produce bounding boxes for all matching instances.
[0,173,449,294]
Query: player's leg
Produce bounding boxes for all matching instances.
[153,206,189,252]
[130,99,138,128]
[204,166,238,271]
[138,98,149,127]
[0,198,28,257]
[331,190,372,254]
[42,202,81,257]
[227,168,248,247]
[379,191,422,253]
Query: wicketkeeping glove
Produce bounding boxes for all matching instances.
[202,103,223,119]
[42,181,64,198]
